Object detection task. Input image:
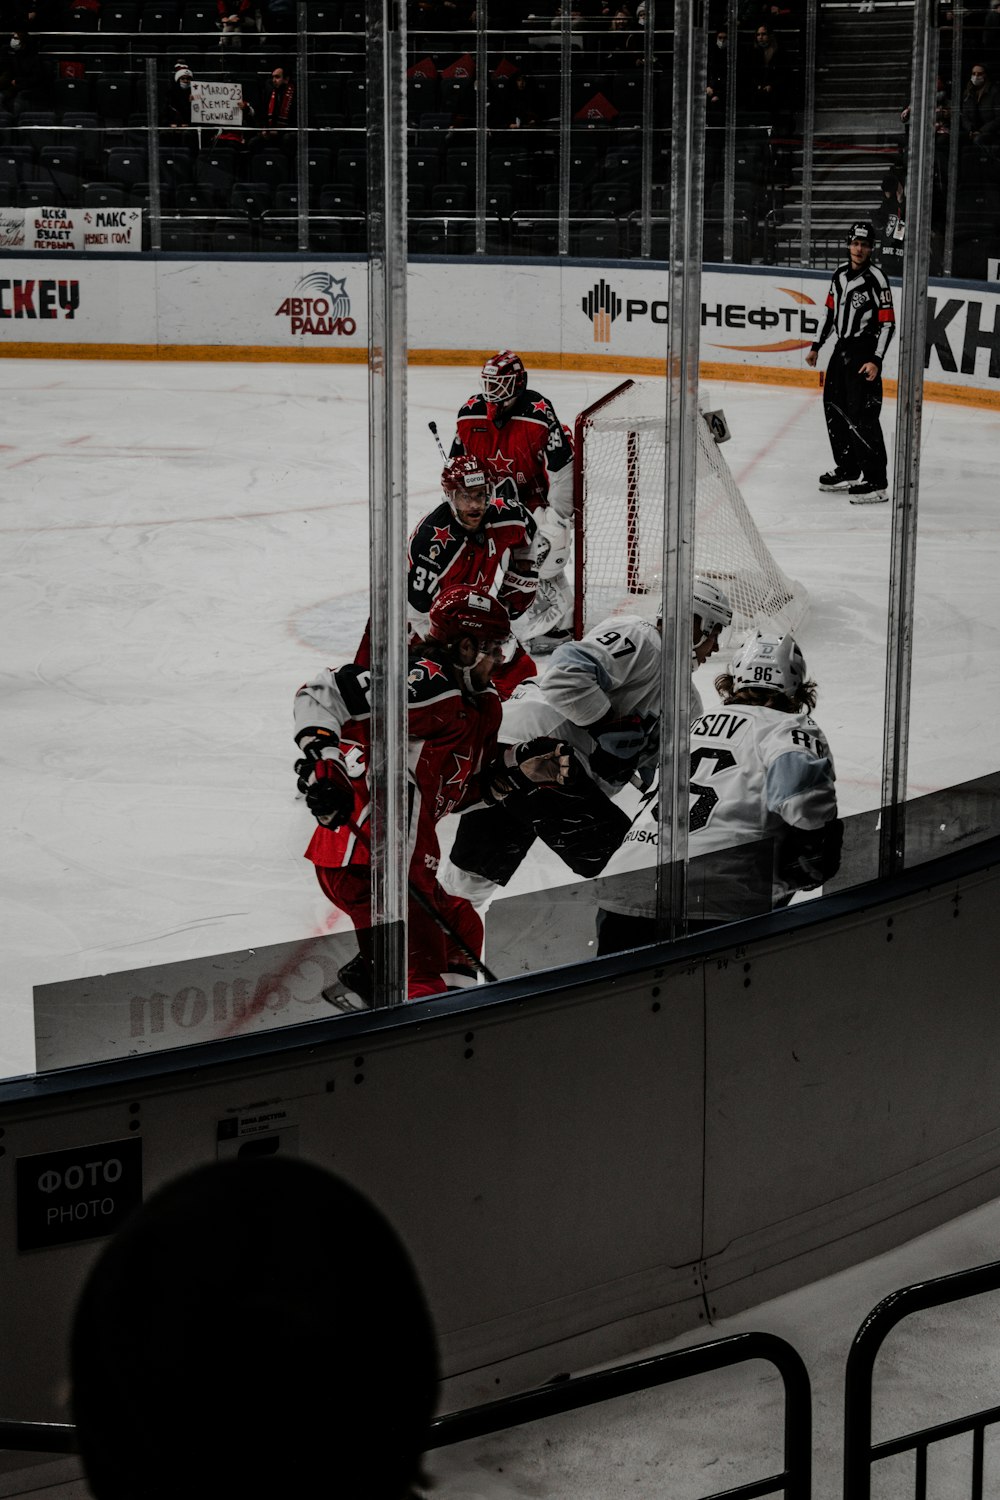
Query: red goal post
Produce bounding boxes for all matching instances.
[572,379,809,640]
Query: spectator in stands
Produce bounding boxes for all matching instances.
[617,0,647,62]
[960,62,1000,158]
[0,25,43,115]
[873,168,905,277]
[747,22,788,128]
[259,0,293,29]
[500,69,543,128]
[261,62,295,135]
[216,0,256,47]
[166,60,193,127]
[71,1158,440,1500]
[602,0,637,58]
[706,25,728,113]
[546,2,587,51]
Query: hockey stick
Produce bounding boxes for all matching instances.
[822,394,880,456]
[428,421,448,463]
[339,813,500,986]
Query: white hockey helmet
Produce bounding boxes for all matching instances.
[692,576,733,644]
[731,631,806,697]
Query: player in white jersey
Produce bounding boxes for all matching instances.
[439,579,732,906]
[594,631,843,952]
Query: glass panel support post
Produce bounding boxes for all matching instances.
[145,57,162,253]
[880,0,938,877]
[296,1,311,251]
[722,0,738,263]
[557,2,572,257]
[656,4,707,939]
[638,0,655,259]
[366,0,409,1004]
[799,0,817,267]
[942,2,963,277]
[475,1,488,256]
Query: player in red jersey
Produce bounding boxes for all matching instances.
[294,585,570,1002]
[355,455,539,697]
[450,350,575,650]
[407,455,539,698]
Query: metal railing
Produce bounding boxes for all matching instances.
[844,1258,1000,1500]
[428,1331,813,1500]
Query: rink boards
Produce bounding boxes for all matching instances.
[1,256,999,407]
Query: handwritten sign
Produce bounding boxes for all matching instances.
[190,78,243,126]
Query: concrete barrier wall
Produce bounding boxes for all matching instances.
[3,841,1000,1424]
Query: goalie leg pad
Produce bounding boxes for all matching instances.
[512,574,574,646]
[535,508,572,580]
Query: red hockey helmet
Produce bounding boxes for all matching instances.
[427,585,511,647]
[441,454,495,504]
[481,349,527,409]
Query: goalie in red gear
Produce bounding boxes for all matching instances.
[295,584,570,1002]
[450,351,575,652]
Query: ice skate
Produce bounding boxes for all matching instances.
[818,469,860,492]
[334,952,374,1006]
[848,481,888,505]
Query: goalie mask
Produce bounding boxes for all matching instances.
[441,455,494,530]
[481,350,527,417]
[731,631,806,698]
[427,585,511,651]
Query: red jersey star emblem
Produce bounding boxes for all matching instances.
[445,750,473,786]
[417,657,446,679]
[492,452,515,476]
[531,399,549,414]
[432,524,453,545]
[462,395,479,410]
[488,493,507,511]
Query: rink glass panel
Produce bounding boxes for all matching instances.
[6,4,1000,1077]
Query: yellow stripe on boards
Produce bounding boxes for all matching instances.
[1,341,998,410]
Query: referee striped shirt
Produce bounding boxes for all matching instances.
[813,261,896,367]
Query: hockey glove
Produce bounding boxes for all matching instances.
[776,818,844,891]
[294,725,339,794]
[588,712,654,783]
[303,757,355,828]
[484,738,573,803]
[497,563,539,622]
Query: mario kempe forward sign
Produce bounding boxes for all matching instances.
[190,79,243,126]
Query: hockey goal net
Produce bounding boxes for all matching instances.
[572,379,808,638]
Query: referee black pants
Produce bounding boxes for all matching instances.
[823,343,888,488]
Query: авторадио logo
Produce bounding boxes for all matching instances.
[582,279,622,344]
[275,271,357,337]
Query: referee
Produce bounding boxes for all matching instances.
[806,220,896,505]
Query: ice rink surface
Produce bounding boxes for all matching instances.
[4,356,1000,1498]
[3,357,999,1079]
